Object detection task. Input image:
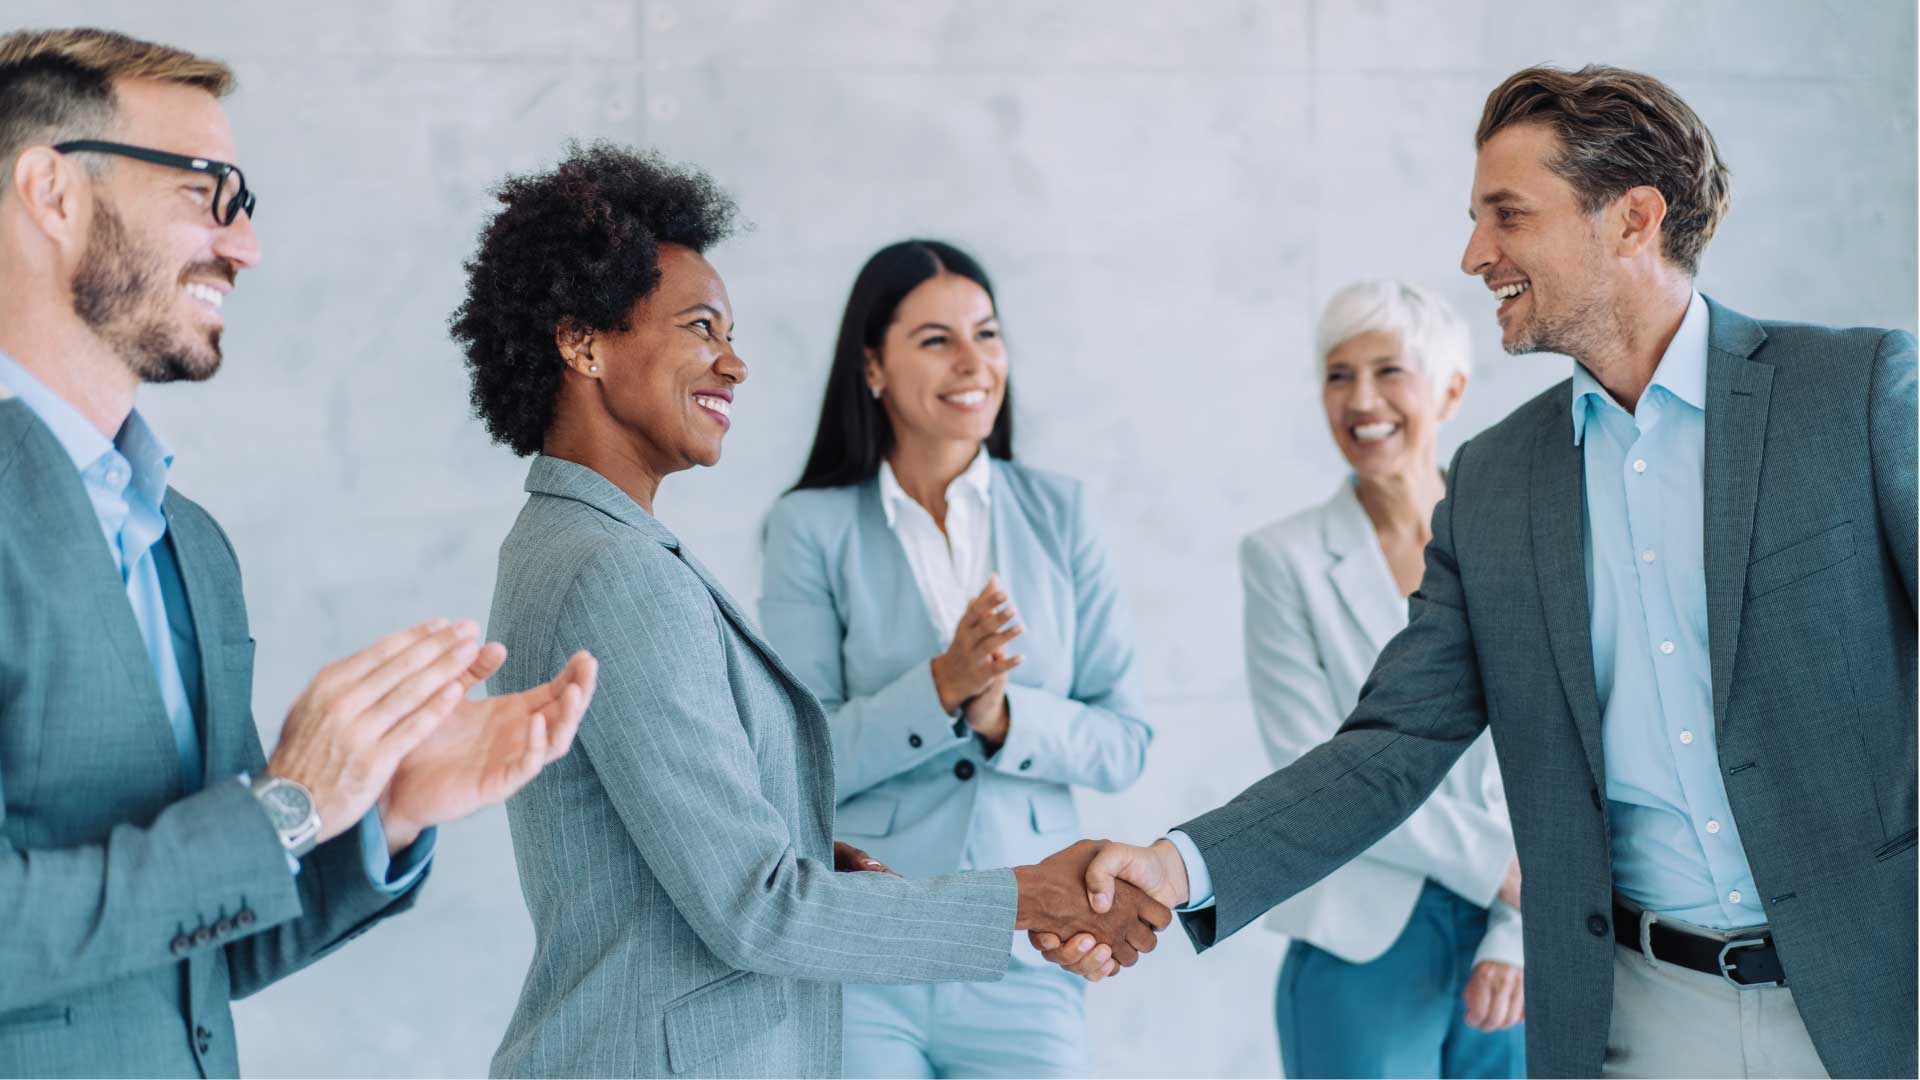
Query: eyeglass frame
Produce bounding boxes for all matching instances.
[50,140,256,226]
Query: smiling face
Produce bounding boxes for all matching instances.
[72,77,260,382]
[865,272,1005,450]
[583,243,744,473]
[1322,329,1463,479]
[1460,122,1615,359]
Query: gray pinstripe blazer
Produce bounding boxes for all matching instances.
[1176,300,1916,1078]
[486,456,1018,1079]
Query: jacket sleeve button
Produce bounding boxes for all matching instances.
[191,926,214,947]
[1018,758,1033,771]
[171,934,191,956]
[237,909,256,928]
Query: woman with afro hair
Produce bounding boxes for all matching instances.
[452,144,1170,1079]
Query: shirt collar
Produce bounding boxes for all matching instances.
[1570,289,1710,445]
[877,446,994,528]
[0,349,174,492]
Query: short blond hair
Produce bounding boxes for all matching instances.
[0,28,234,177]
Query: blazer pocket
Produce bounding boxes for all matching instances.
[1875,828,1917,861]
[664,970,788,1074]
[1029,791,1078,835]
[0,1004,70,1034]
[1746,522,1852,601]
[834,794,898,837]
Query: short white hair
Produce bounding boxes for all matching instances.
[1315,279,1472,395]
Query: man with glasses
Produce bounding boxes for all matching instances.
[0,28,598,1077]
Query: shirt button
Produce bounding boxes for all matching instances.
[1729,890,1743,905]
[1679,730,1695,745]
[1632,459,1647,473]
[1641,549,1657,563]
[1706,819,1722,834]
[1659,640,1676,655]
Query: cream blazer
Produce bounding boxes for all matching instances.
[1239,480,1522,966]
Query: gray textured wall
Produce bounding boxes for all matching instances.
[17,2,1915,1076]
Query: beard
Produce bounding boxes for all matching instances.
[1501,223,1625,365]
[71,198,228,384]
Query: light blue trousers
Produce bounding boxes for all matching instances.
[842,960,1087,1078]
[1275,880,1526,1079]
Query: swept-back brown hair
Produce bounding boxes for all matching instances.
[1478,64,1731,275]
[0,28,234,179]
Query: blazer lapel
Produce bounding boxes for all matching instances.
[1700,298,1773,737]
[988,465,1072,655]
[857,481,945,651]
[0,402,177,774]
[162,501,248,786]
[1323,483,1404,654]
[1530,397,1608,793]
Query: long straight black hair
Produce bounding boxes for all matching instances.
[788,239,1015,492]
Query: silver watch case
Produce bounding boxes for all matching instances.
[251,776,321,858]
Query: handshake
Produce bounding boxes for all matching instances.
[1010,838,1192,981]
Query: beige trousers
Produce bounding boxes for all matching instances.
[1601,911,1829,1079]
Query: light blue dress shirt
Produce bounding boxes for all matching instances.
[0,351,429,892]
[1169,293,1760,931]
[1573,291,1759,929]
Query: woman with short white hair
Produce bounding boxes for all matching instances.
[1240,279,1525,1077]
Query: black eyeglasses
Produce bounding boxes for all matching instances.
[52,140,256,226]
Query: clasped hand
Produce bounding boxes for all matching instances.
[1013,840,1173,980]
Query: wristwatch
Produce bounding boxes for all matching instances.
[250,776,321,859]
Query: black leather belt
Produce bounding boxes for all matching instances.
[1612,899,1786,987]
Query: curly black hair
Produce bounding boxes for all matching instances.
[450,142,738,456]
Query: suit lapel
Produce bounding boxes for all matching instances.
[857,481,945,652]
[1529,398,1608,793]
[1701,299,1773,736]
[162,501,247,786]
[1323,484,1403,654]
[0,402,177,775]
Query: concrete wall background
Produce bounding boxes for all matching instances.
[15,2,1915,1075]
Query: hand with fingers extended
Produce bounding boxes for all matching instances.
[379,649,600,852]
[1012,840,1172,981]
[1030,837,1192,981]
[930,574,1023,715]
[832,841,898,876]
[264,618,492,848]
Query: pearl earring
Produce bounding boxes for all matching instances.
[588,364,599,374]
[869,386,881,400]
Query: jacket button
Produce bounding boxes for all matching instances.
[196,1025,210,1039]
[908,733,923,748]
[1587,913,1609,937]
[1590,786,1603,811]
[236,908,256,928]
[191,926,214,947]
[171,934,191,956]
[1018,758,1033,771]
[953,760,975,781]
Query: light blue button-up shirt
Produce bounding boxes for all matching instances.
[0,352,429,892]
[1574,291,1759,929]
[1168,293,1760,930]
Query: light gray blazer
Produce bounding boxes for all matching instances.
[1240,480,1519,967]
[0,394,423,1078]
[487,456,1019,1079]
[1178,300,1916,1078]
[759,463,1149,906]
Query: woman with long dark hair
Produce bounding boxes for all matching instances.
[760,240,1152,1078]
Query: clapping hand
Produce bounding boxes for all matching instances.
[930,575,1023,715]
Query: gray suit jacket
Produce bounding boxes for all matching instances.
[487,457,1018,1079]
[0,396,424,1078]
[1178,299,1916,1078]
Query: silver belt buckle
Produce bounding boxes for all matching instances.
[1717,937,1771,988]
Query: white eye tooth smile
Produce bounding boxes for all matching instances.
[1352,422,1399,442]
[1493,281,1530,301]
[941,389,987,406]
[693,395,731,417]
[184,283,224,309]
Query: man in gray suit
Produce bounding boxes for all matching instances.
[1049,65,1916,1078]
[0,28,596,1077]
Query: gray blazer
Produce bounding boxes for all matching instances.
[0,395,423,1078]
[1177,299,1917,1079]
[486,456,1018,1079]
